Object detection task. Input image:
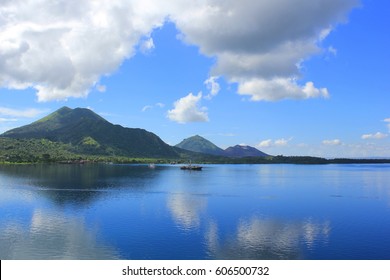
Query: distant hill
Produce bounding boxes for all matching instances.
[2,106,178,158]
[175,135,269,158]
[175,135,226,156]
[224,145,269,158]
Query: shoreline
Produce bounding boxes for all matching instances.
[2,156,390,166]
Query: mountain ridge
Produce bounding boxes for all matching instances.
[224,144,269,158]
[175,135,270,158]
[2,106,178,158]
[1,107,269,161]
[175,135,226,156]
[2,108,390,165]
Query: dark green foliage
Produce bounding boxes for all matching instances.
[0,137,77,163]
[2,107,178,158]
[1,107,390,165]
[175,135,226,156]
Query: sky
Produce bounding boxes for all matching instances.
[0,0,389,158]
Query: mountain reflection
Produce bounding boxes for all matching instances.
[205,217,331,260]
[0,164,161,205]
[0,209,119,259]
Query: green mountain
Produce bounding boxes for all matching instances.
[175,135,225,156]
[224,145,269,158]
[2,106,178,158]
[175,135,270,158]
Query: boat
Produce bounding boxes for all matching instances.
[180,162,202,171]
[148,163,156,169]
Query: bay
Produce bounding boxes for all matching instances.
[1,163,390,260]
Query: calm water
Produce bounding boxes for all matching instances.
[1,163,390,260]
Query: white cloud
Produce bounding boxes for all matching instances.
[258,139,273,148]
[238,78,329,101]
[139,37,155,54]
[142,105,153,112]
[204,76,220,99]
[322,139,342,146]
[275,138,291,146]
[172,0,358,101]
[0,107,46,118]
[142,102,165,112]
[258,138,291,148]
[167,92,209,124]
[0,0,358,102]
[361,132,388,140]
[0,0,166,101]
[96,84,106,93]
[0,118,18,123]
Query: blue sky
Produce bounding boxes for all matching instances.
[0,0,389,158]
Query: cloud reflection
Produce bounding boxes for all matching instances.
[206,217,331,259]
[167,193,207,230]
[0,209,119,259]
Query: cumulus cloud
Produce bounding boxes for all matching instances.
[361,132,388,140]
[0,0,358,102]
[167,92,209,123]
[204,76,221,99]
[0,0,166,101]
[172,0,358,101]
[322,139,342,146]
[238,79,329,101]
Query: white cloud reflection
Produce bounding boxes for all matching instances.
[167,192,207,230]
[205,217,331,259]
[0,209,119,259]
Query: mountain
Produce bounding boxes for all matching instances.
[2,106,178,158]
[224,145,269,158]
[175,135,269,158]
[175,135,225,156]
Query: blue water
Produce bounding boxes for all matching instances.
[1,163,390,259]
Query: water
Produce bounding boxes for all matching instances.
[1,163,390,260]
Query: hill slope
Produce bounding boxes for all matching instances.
[224,145,269,157]
[175,135,225,156]
[2,107,178,158]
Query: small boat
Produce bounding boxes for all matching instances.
[180,163,202,171]
[148,163,156,169]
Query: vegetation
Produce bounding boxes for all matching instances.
[175,134,269,157]
[0,137,180,164]
[224,145,269,157]
[1,107,390,165]
[175,135,226,156]
[3,106,178,158]
[2,137,390,165]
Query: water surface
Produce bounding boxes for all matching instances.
[1,164,390,259]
